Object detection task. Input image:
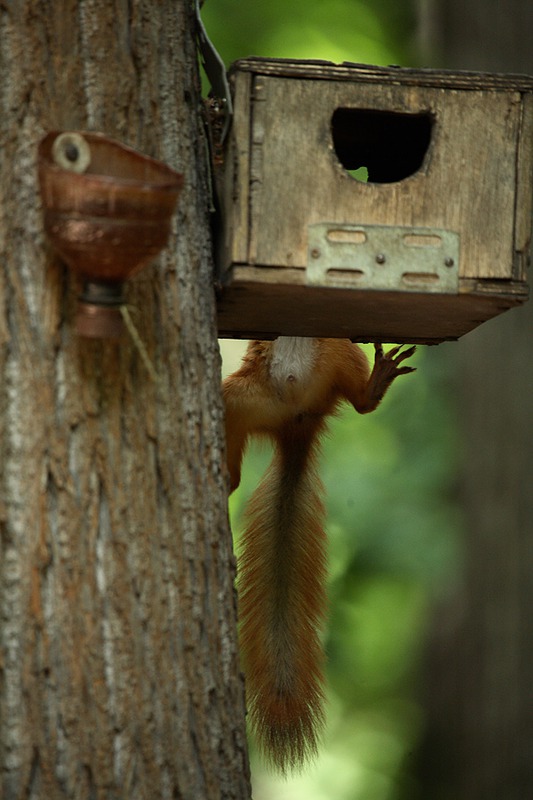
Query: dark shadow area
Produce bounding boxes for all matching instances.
[332,108,434,182]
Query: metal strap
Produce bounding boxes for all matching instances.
[195,0,233,142]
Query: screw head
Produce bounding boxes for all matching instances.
[311,247,321,259]
[444,257,455,267]
[375,253,386,264]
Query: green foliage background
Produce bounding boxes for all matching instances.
[208,2,463,796]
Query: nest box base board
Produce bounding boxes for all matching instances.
[216,268,527,343]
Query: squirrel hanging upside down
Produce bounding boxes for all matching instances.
[222,337,416,771]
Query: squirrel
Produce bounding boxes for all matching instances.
[222,337,416,771]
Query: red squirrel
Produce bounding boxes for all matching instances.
[222,337,416,771]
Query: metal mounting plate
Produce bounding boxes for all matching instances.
[307,223,460,293]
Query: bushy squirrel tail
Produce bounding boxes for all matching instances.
[237,421,328,772]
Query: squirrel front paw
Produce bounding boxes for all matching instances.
[367,343,417,401]
[355,343,416,414]
[373,343,417,379]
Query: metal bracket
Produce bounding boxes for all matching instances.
[307,223,460,293]
[195,0,233,143]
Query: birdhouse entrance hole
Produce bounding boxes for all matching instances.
[331,108,433,183]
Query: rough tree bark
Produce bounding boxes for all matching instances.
[0,2,250,799]
[418,2,533,797]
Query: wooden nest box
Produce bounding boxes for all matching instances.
[215,58,533,343]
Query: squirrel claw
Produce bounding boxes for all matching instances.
[372,342,417,379]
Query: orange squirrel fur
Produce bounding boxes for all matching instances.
[222,337,416,771]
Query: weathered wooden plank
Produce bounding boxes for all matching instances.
[230,57,533,92]
[514,92,533,279]
[216,70,252,270]
[217,267,525,342]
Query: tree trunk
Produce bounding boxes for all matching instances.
[418,2,533,797]
[0,2,250,798]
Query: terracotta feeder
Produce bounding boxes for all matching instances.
[38,131,183,337]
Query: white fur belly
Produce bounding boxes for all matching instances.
[269,337,317,390]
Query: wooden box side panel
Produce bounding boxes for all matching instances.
[246,76,522,281]
[216,71,252,273]
[514,92,533,280]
